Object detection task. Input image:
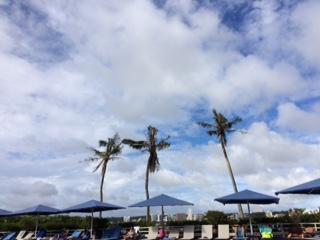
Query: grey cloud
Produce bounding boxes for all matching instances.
[11,181,58,196]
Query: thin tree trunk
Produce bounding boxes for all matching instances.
[145,161,151,224]
[99,163,107,219]
[220,142,244,219]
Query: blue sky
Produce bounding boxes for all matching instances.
[1,0,320,217]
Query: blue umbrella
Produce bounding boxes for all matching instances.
[215,190,279,235]
[9,204,59,235]
[9,204,59,216]
[129,194,193,227]
[276,178,320,195]
[60,200,125,237]
[0,209,11,217]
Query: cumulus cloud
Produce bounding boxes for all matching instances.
[0,0,320,215]
[289,0,320,68]
[276,102,320,134]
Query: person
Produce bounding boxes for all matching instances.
[287,224,303,239]
[162,230,171,240]
[259,225,273,240]
[156,228,165,240]
[303,227,316,238]
[236,225,245,240]
[124,227,137,240]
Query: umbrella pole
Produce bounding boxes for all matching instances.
[247,203,253,235]
[161,206,164,229]
[35,214,39,237]
[91,210,94,239]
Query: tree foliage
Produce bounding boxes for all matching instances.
[122,126,170,173]
[122,126,170,224]
[198,109,244,218]
[86,133,122,218]
[0,216,110,231]
[205,211,230,225]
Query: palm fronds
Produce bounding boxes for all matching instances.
[199,109,242,146]
[85,133,123,209]
[122,139,148,150]
[123,125,170,172]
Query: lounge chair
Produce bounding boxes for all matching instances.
[169,228,180,239]
[133,227,140,234]
[216,225,229,240]
[259,225,273,239]
[3,232,17,240]
[101,227,121,240]
[147,227,158,240]
[200,225,213,239]
[182,225,194,240]
[16,231,26,240]
[34,230,47,240]
[21,233,34,240]
[67,231,82,240]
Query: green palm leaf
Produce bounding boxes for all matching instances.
[85,133,123,218]
[122,125,170,223]
[199,109,244,218]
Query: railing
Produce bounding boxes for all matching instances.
[130,222,320,239]
[2,223,320,239]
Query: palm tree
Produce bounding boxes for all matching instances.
[86,133,122,218]
[122,126,170,223]
[198,109,244,218]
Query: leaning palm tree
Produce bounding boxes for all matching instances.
[198,109,244,218]
[86,133,122,218]
[122,126,170,223]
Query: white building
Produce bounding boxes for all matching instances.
[187,208,193,220]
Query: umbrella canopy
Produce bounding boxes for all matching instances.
[129,194,193,227]
[215,189,280,204]
[8,204,59,235]
[60,200,125,237]
[60,200,125,213]
[0,209,11,217]
[129,194,193,207]
[215,190,279,235]
[9,204,59,216]
[275,178,320,195]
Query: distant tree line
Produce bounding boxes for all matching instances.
[0,216,109,231]
[2,210,320,231]
[205,210,320,225]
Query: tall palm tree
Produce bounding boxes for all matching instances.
[122,126,170,223]
[86,133,122,218]
[198,109,244,218]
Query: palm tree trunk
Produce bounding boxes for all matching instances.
[145,161,151,224]
[99,164,107,219]
[220,142,244,219]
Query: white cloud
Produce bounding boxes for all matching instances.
[207,56,305,113]
[0,0,320,215]
[276,102,320,134]
[289,0,320,68]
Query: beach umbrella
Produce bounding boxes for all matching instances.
[129,194,193,227]
[0,209,11,217]
[276,178,320,195]
[215,190,279,235]
[8,204,59,235]
[60,200,125,237]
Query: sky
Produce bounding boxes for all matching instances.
[1,0,320,217]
